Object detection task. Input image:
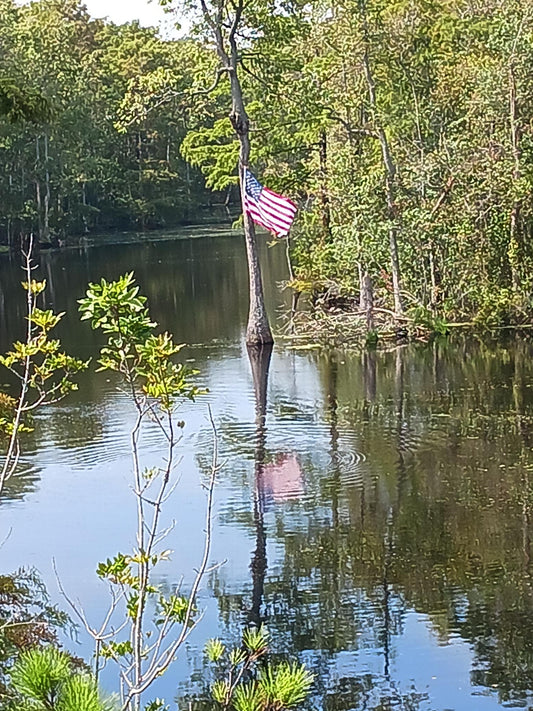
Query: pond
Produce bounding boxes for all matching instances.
[2,227,533,710]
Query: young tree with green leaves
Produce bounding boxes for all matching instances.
[69,273,215,711]
[0,238,88,496]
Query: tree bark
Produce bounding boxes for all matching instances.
[361,271,374,333]
[35,137,43,240]
[43,131,50,242]
[81,181,89,233]
[204,0,273,345]
[319,130,331,238]
[230,46,273,344]
[509,61,521,291]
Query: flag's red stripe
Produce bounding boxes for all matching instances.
[246,197,289,229]
[258,201,295,228]
[244,200,267,224]
[253,194,295,224]
[246,203,283,235]
[262,187,297,213]
[260,196,297,221]
[245,200,288,236]
[261,203,296,225]
[263,187,297,209]
[243,170,297,237]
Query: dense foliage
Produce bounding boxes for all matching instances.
[3,0,533,321]
[164,0,533,324]
[0,0,217,244]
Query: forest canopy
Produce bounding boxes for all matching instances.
[2,0,533,323]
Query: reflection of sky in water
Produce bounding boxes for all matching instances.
[2,234,533,710]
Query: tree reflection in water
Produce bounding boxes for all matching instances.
[4,237,533,708]
[205,341,533,710]
[248,343,272,629]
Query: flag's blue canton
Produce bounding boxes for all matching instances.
[246,171,263,201]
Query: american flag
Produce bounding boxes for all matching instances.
[243,169,297,237]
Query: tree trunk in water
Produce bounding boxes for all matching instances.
[239,164,273,345]
[223,3,273,345]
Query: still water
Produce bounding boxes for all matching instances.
[2,228,533,710]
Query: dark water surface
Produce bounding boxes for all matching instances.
[2,228,533,710]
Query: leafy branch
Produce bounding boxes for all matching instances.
[0,237,88,497]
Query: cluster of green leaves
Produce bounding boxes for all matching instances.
[95,550,191,635]
[0,568,74,709]
[0,278,88,439]
[79,272,200,409]
[206,627,313,711]
[0,393,18,442]
[0,78,50,124]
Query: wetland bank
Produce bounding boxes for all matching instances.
[2,232,533,710]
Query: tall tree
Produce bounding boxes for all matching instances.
[182,0,274,344]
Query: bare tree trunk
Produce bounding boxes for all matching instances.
[384,173,403,316]
[203,0,273,345]
[509,61,521,291]
[7,168,13,249]
[362,41,403,316]
[35,137,43,240]
[358,261,364,309]
[239,172,273,345]
[319,130,331,238]
[361,271,374,333]
[186,161,191,220]
[230,66,273,344]
[81,181,89,234]
[43,131,50,242]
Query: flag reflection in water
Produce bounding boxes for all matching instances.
[259,453,304,508]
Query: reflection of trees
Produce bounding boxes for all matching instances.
[209,339,533,708]
[247,344,272,628]
[0,461,40,502]
[1,233,289,504]
[0,232,289,361]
